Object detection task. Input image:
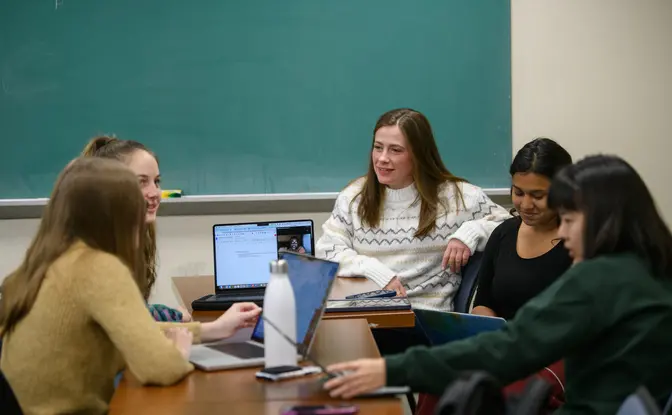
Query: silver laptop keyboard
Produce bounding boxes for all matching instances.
[207,342,264,359]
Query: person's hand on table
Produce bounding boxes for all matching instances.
[442,239,472,273]
[201,302,262,342]
[177,306,192,322]
[164,327,193,359]
[323,358,387,399]
[383,277,407,297]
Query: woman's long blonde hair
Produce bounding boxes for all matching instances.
[0,157,147,335]
[82,136,158,299]
[356,108,466,237]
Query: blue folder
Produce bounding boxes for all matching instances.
[414,308,506,345]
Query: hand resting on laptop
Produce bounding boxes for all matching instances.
[323,359,387,399]
[201,302,262,341]
[165,327,193,359]
[164,302,261,355]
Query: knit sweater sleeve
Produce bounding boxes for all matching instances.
[448,183,511,254]
[73,251,195,386]
[316,187,396,288]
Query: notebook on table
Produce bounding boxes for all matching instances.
[189,252,339,371]
[191,219,314,311]
[325,297,412,313]
[414,308,506,345]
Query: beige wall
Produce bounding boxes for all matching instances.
[511,0,672,224]
[1,0,671,307]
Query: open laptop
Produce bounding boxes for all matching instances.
[189,252,339,371]
[191,219,315,310]
[414,308,506,345]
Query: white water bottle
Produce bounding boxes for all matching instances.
[263,259,297,368]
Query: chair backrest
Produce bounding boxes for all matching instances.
[435,371,506,415]
[453,252,483,313]
[0,341,24,415]
[506,376,553,415]
[0,372,22,415]
[616,386,663,415]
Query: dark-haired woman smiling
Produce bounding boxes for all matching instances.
[415,138,573,414]
[472,138,573,320]
[324,155,672,414]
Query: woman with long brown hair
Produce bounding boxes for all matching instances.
[81,136,187,322]
[0,158,260,414]
[317,108,510,312]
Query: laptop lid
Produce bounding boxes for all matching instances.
[248,252,339,354]
[212,219,315,293]
[414,309,506,345]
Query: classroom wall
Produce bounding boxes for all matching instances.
[511,0,672,225]
[0,214,333,308]
[1,0,671,308]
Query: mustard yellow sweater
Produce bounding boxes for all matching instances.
[0,241,201,415]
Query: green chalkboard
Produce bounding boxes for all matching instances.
[0,0,511,199]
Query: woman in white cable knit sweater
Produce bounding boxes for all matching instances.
[316,108,511,311]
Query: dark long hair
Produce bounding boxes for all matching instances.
[510,138,573,219]
[82,136,159,299]
[548,155,672,278]
[510,138,572,178]
[357,108,466,237]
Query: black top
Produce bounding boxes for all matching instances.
[473,216,572,320]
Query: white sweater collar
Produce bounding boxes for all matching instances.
[384,182,418,203]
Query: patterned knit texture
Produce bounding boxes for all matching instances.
[317,179,511,311]
[148,303,183,322]
[1,241,200,414]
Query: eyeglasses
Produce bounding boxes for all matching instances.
[261,316,337,378]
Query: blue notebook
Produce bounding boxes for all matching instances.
[414,308,506,345]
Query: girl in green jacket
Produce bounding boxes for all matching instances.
[324,155,672,414]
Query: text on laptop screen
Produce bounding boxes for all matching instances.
[252,253,339,349]
[214,221,313,289]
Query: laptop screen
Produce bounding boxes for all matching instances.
[250,253,339,351]
[213,220,314,290]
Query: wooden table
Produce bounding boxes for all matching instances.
[110,319,404,415]
[172,275,415,329]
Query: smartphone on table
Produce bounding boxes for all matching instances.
[280,404,359,414]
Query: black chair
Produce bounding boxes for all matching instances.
[453,251,483,314]
[404,252,484,414]
[663,391,672,415]
[505,376,553,415]
[616,386,663,415]
[434,371,553,415]
[434,371,506,415]
[0,340,23,415]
